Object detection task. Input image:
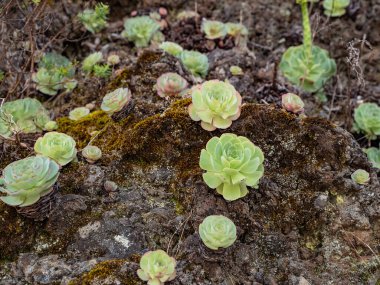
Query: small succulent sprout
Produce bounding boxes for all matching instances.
[34,132,77,166]
[188,80,242,131]
[93,64,111,78]
[280,45,336,93]
[365,146,380,169]
[198,215,237,250]
[107,54,120,65]
[137,249,176,285]
[176,10,200,21]
[180,50,209,78]
[200,133,265,201]
[323,0,350,17]
[82,145,102,163]
[32,52,77,95]
[282,93,305,114]
[351,169,370,185]
[0,98,52,137]
[122,16,161,48]
[78,2,109,34]
[82,52,103,73]
[44,121,58,131]
[229,66,244,76]
[69,107,90,121]
[353,103,380,140]
[156,73,188,98]
[159,41,183,57]
[0,156,59,207]
[201,19,227,40]
[225,22,249,37]
[101,88,132,115]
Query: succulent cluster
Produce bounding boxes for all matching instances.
[0,156,59,207]
[156,73,188,98]
[0,98,55,138]
[353,103,380,140]
[78,3,109,33]
[199,215,237,250]
[323,0,350,17]
[32,52,77,95]
[82,52,111,78]
[159,41,184,57]
[122,16,161,47]
[69,107,90,121]
[365,146,380,169]
[280,1,336,93]
[137,250,176,285]
[101,88,132,115]
[188,80,242,131]
[200,133,265,201]
[282,93,305,114]
[34,132,77,166]
[351,169,370,185]
[82,145,102,164]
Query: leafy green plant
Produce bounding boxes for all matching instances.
[198,215,237,250]
[0,156,59,207]
[351,169,370,185]
[34,132,77,166]
[93,64,111,78]
[121,16,161,47]
[364,146,380,169]
[282,93,305,114]
[82,52,103,73]
[188,80,242,131]
[137,249,176,285]
[0,98,53,138]
[159,41,184,57]
[353,103,380,140]
[101,88,132,115]
[279,0,336,93]
[78,3,109,34]
[180,50,209,78]
[323,0,350,17]
[32,52,77,95]
[201,19,227,40]
[82,145,102,164]
[156,73,188,98]
[200,133,265,201]
[69,107,90,121]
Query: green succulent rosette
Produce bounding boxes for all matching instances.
[188,80,242,131]
[364,146,380,169]
[353,103,380,140]
[323,0,350,17]
[198,215,237,250]
[179,50,209,78]
[200,133,264,201]
[0,156,59,207]
[78,3,109,34]
[34,132,77,166]
[279,45,336,93]
[351,169,370,185]
[122,16,160,48]
[159,41,184,57]
[82,145,102,163]
[69,107,90,121]
[225,22,248,37]
[201,19,227,40]
[137,249,176,285]
[101,88,132,115]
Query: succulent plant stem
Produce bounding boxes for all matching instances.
[300,0,312,64]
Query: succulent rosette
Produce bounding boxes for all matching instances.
[69,107,90,121]
[156,73,188,98]
[179,50,209,78]
[282,93,305,114]
[188,80,242,131]
[225,22,249,37]
[137,249,176,285]
[82,145,102,163]
[201,19,227,40]
[200,133,265,201]
[101,88,132,115]
[365,146,380,169]
[351,169,370,185]
[0,156,59,207]
[159,41,183,57]
[353,103,380,140]
[323,0,350,17]
[122,16,161,48]
[199,215,237,250]
[34,132,77,166]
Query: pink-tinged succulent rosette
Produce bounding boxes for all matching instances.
[188,80,242,131]
[156,72,188,98]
